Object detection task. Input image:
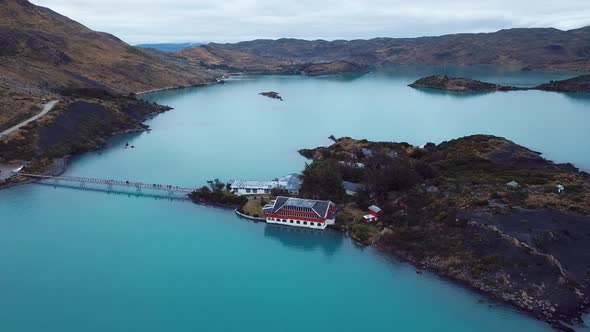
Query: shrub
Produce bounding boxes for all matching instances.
[434,211,447,222]
[351,224,378,244]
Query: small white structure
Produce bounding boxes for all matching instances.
[557,184,565,194]
[506,181,519,189]
[12,165,25,173]
[230,174,301,196]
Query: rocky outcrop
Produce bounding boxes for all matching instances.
[259,91,283,101]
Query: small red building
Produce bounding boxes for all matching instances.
[363,205,382,223]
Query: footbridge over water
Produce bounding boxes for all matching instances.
[20,173,199,195]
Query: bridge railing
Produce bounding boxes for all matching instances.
[19,173,198,194]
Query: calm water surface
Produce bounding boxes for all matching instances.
[1,66,589,331]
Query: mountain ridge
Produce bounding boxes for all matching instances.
[207,26,590,72]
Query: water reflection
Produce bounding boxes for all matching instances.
[313,72,367,82]
[263,223,343,255]
[561,92,590,104]
[412,87,496,98]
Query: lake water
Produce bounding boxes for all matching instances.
[1,66,589,331]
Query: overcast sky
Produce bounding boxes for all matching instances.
[31,0,590,44]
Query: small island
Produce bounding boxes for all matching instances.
[300,61,369,76]
[259,91,283,101]
[410,74,590,94]
[409,75,520,92]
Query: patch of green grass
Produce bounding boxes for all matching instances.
[351,223,379,244]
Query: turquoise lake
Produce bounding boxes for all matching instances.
[1,66,589,331]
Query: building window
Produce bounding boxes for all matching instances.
[303,221,307,225]
[290,220,293,224]
[265,189,270,193]
[296,220,300,224]
[310,223,315,226]
[253,189,258,193]
[246,188,251,193]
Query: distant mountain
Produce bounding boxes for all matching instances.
[136,42,203,52]
[209,27,590,72]
[177,45,297,73]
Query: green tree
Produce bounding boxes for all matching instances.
[300,160,345,201]
[207,178,225,193]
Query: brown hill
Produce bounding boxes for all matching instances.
[178,45,296,74]
[0,0,218,173]
[0,0,216,96]
[209,27,590,72]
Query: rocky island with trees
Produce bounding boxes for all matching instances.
[297,135,590,332]
[410,75,590,93]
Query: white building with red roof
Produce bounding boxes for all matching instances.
[262,196,336,230]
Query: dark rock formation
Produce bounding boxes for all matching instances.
[259,91,283,101]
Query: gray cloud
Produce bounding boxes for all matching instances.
[31,0,590,44]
